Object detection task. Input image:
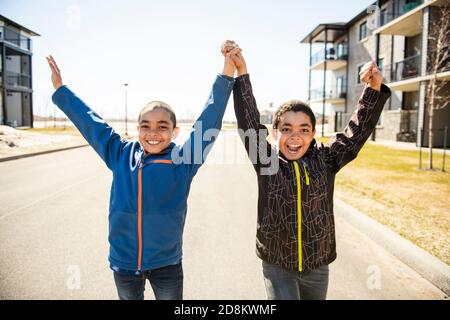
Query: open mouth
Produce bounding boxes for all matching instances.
[287,144,301,154]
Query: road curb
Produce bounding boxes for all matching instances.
[0,144,89,163]
[334,198,450,297]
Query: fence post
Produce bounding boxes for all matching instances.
[443,126,447,172]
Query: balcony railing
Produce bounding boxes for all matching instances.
[309,84,347,101]
[0,26,32,51]
[379,0,423,27]
[310,44,348,66]
[378,65,392,83]
[391,54,421,82]
[4,71,32,88]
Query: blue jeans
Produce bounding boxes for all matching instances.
[113,262,183,300]
[262,261,329,300]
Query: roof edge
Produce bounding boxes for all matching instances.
[0,15,40,36]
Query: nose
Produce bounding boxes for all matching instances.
[143,129,159,138]
[289,131,303,139]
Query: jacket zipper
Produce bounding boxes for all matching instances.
[303,162,310,186]
[293,161,302,272]
[137,161,143,271]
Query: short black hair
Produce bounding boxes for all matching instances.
[138,101,177,128]
[273,100,316,130]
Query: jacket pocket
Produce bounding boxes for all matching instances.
[142,210,185,262]
[108,211,138,264]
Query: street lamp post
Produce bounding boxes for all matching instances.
[124,83,128,137]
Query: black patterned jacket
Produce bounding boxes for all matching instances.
[233,74,391,272]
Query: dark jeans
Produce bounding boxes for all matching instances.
[262,261,329,300]
[113,262,183,300]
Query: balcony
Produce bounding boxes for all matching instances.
[309,84,347,104]
[386,53,450,91]
[392,54,422,82]
[310,44,348,71]
[4,71,32,88]
[374,0,446,36]
[0,26,32,51]
[387,54,422,91]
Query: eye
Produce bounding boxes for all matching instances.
[141,125,149,129]
[159,126,168,130]
[302,128,311,133]
[281,128,291,133]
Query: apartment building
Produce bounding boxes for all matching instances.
[301,0,450,147]
[0,15,39,128]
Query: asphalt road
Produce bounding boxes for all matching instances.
[0,131,447,299]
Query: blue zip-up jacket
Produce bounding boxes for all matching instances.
[52,74,235,272]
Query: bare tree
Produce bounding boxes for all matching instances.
[426,5,450,170]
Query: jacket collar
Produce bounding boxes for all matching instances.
[140,142,176,159]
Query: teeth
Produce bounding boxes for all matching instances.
[287,144,301,154]
[147,140,160,145]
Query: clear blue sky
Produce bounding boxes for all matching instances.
[2,0,374,121]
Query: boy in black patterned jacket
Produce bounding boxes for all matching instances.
[222,41,391,300]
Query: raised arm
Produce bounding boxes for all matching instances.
[47,55,125,170]
[326,61,391,172]
[176,44,237,177]
[230,47,273,171]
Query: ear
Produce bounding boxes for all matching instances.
[172,127,180,139]
[136,125,140,132]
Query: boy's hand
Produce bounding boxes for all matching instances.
[221,40,247,76]
[230,49,247,76]
[46,55,63,90]
[221,40,240,77]
[359,61,382,91]
[221,40,247,77]
[221,40,238,57]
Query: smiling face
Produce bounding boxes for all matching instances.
[273,111,316,161]
[137,108,179,155]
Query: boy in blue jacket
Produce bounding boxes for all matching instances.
[46,45,239,300]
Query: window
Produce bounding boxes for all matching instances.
[380,8,388,25]
[337,41,348,59]
[336,76,345,98]
[0,91,3,125]
[378,58,385,76]
[357,65,363,84]
[20,35,30,51]
[359,21,368,41]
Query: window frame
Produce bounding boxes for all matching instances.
[359,21,368,42]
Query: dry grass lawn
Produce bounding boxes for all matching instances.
[317,137,450,264]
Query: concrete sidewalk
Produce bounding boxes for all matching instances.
[334,198,450,297]
[0,143,89,162]
[0,125,88,162]
[369,139,448,155]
